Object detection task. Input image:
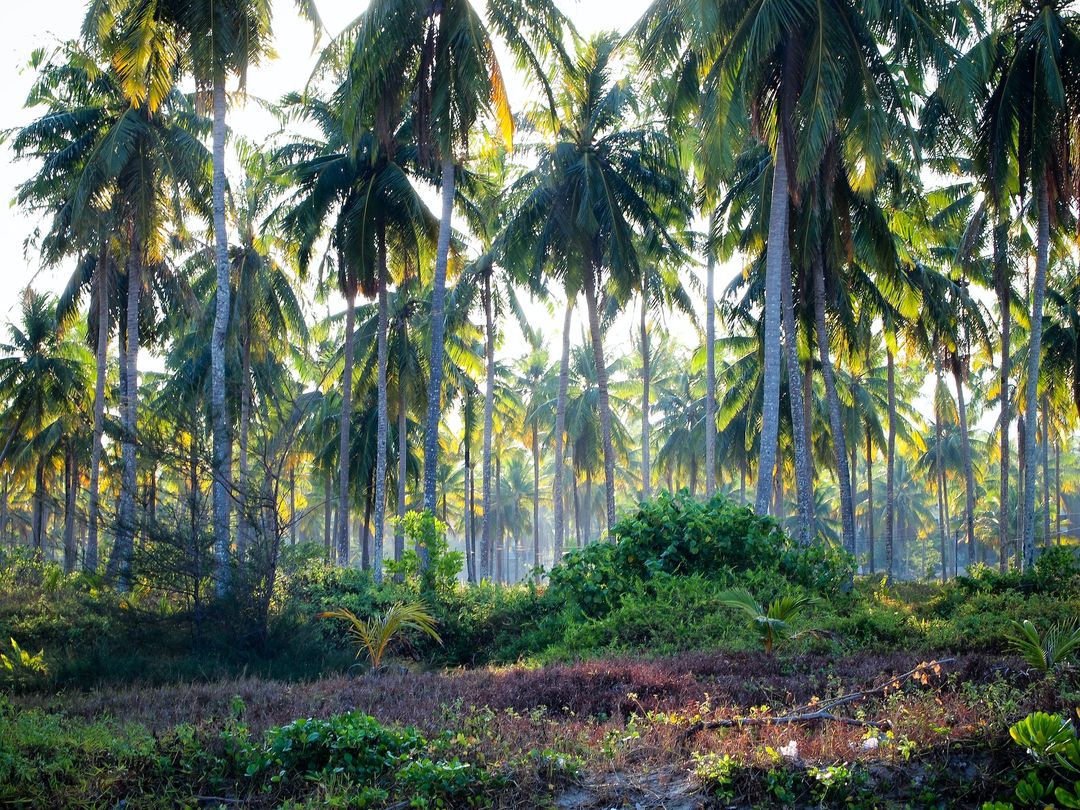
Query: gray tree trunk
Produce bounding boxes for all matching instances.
[336,285,357,566]
[953,360,976,572]
[110,242,141,592]
[641,288,651,498]
[1022,178,1049,570]
[704,211,717,497]
[583,270,617,532]
[1042,399,1050,546]
[532,424,540,570]
[323,468,332,561]
[480,273,495,581]
[885,348,897,582]
[782,229,815,543]
[994,217,1011,571]
[756,137,788,515]
[552,298,573,564]
[63,442,77,573]
[210,71,232,596]
[932,355,947,583]
[372,235,389,584]
[812,249,855,559]
[237,326,252,561]
[866,436,875,574]
[396,364,408,567]
[86,246,109,573]
[421,157,456,545]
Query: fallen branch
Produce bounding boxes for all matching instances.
[682,658,955,739]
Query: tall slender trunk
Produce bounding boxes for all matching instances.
[1055,440,1062,545]
[237,323,253,561]
[866,436,875,574]
[322,468,332,561]
[32,458,46,555]
[336,285,357,566]
[782,228,815,544]
[532,424,540,570]
[63,441,77,573]
[1022,177,1049,570]
[86,244,109,572]
[421,157,456,546]
[396,336,408,568]
[583,270,616,532]
[641,289,652,498]
[464,397,475,583]
[994,216,1011,571]
[757,138,788,514]
[812,247,855,559]
[289,467,297,546]
[850,418,859,563]
[210,70,232,597]
[552,298,573,565]
[493,455,502,582]
[953,360,976,572]
[933,355,947,583]
[583,469,593,543]
[1042,398,1050,547]
[110,241,140,591]
[480,274,495,581]
[704,210,717,497]
[372,231,389,584]
[885,348,897,582]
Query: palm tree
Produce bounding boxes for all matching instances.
[502,33,687,532]
[338,0,568,553]
[86,0,322,593]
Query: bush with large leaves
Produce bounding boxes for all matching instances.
[548,493,854,618]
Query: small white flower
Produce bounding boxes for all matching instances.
[779,740,799,759]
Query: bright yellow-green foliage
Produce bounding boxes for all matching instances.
[320,602,442,670]
[716,588,819,653]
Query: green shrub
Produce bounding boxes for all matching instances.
[548,492,853,618]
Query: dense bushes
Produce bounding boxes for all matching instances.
[548,492,854,619]
[0,701,496,808]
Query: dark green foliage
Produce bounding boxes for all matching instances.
[548,493,854,618]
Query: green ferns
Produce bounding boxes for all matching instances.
[1005,618,1080,673]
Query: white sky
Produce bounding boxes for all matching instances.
[0,0,726,372]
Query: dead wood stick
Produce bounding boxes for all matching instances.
[682,657,955,739]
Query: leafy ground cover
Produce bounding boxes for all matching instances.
[8,650,1078,807]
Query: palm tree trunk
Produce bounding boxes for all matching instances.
[396,345,408,568]
[480,273,495,582]
[421,157,456,540]
[705,211,717,497]
[336,285,357,567]
[86,244,109,573]
[953,360,976,572]
[289,466,297,546]
[552,297,573,564]
[532,423,540,570]
[464,398,475,583]
[1042,398,1050,547]
[237,324,253,561]
[63,441,77,573]
[1055,440,1062,545]
[641,287,652,498]
[110,242,141,592]
[866,436,875,574]
[210,69,232,597]
[933,355,947,583]
[494,454,503,582]
[886,348,897,582]
[782,229,815,544]
[994,216,1011,571]
[583,270,616,532]
[757,137,788,515]
[372,232,390,585]
[812,248,855,559]
[1022,177,1049,570]
[322,468,332,561]
[32,457,45,556]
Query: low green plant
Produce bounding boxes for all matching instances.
[716,588,818,653]
[990,710,1080,808]
[386,511,464,593]
[319,602,442,670]
[0,637,47,690]
[1005,618,1080,672]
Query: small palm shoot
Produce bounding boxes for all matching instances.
[319,602,442,671]
[1005,618,1080,673]
[717,589,818,654]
